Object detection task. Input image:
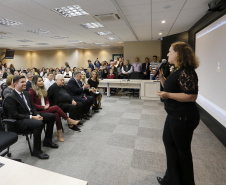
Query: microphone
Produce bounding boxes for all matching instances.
[151,59,167,80]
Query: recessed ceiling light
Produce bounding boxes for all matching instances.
[28,29,50,34]
[159,32,163,35]
[107,37,117,40]
[81,22,104,29]
[96,31,113,36]
[68,40,83,44]
[161,20,166,24]
[17,39,33,42]
[95,42,105,44]
[101,45,110,47]
[19,45,30,47]
[53,5,88,17]
[0,18,22,26]
[52,36,68,39]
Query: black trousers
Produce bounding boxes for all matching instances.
[22,112,55,151]
[72,96,94,114]
[163,110,200,185]
[59,102,84,120]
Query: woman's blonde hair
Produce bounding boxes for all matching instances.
[80,71,88,84]
[171,41,199,69]
[6,75,14,86]
[32,76,47,98]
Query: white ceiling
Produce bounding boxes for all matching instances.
[0,0,210,50]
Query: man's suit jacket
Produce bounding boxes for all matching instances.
[67,78,84,98]
[26,81,32,91]
[4,90,38,131]
[142,63,150,74]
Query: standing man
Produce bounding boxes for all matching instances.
[88,60,94,71]
[150,55,160,80]
[44,72,55,90]
[132,57,142,73]
[4,75,58,159]
[122,60,133,79]
[142,57,151,79]
[94,58,101,69]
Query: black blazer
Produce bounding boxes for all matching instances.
[142,62,150,74]
[67,78,84,98]
[4,90,38,131]
[26,81,32,91]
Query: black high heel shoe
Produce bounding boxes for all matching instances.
[92,107,99,113]
[156,177,171,185]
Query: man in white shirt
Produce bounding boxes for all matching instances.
[44,72,55,90]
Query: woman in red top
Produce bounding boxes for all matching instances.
[29,76,80,142]
[107,69,115,79]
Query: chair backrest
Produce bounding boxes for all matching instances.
[2,97,9,119]
[1,84,8,100]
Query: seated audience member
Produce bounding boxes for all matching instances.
[107,69,115,79]
[4,75,58,159]
[88,60,94,71]
[72,67,78,75]
[40,67,45,77]
[79,67,84,72]
[2,75,14,99]
[32,68,39,76]
[86,68,92,79]
[47,74,83,131]
[94,58,101,69]
[44,72,55,90]
[14,70,19,76]
[25,73,33,91]
[59,65,65,74]
[3,68,12,79]
[110,62,118,78]
[122,60,133,79]
[67,72,94,118]
[81,71,88,85]
[29,76,80,142]
[88,71,102,110]
[54,68,61,75]
[26,68,31,74]
[0,70,5,85]
[107,60,113,73]
[43,68,50,78]
[64,67,72,78]
[150,55,160,79]
[117,60,123,79]
[0,61,5,72]
[100,61,108,78]
[142,57,151,79]
[132,57,142,73]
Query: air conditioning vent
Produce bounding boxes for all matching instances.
[94,13,121,22]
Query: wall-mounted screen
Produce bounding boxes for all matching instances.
[195,14,226,127]
[5,49,15,59]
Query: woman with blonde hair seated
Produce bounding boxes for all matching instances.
[29,76,80,142]
[2,75,14,99]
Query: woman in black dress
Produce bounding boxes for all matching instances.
[157,42,200,185]
[88,71,102,110]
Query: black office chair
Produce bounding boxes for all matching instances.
[0,131,18,157]
[2,97,34,156]
[126,72,141,97]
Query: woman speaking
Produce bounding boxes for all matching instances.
[157,42,200,185]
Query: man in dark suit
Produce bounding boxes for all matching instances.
[4,75,58,159]
[67,72,93,118]
[142,57,151,79]
[25,73,33,91]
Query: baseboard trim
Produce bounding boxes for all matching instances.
[198,104,226,147]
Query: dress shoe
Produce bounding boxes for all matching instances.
[86,113,92,117]
[69,125,81,132]
[77,122,83,126]
[156,177,171,185]
[83,115,90,120]
[43,140,59,149]
[33,150,49,159]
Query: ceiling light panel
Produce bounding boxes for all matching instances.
[96,31,113,36]
[28,29,50,34]
[101,45,110,47]
[17,39,33,42]
[107,37,117,40]
[52,36,69,39]
[0,35,11,39]
[95,42,105,44]
[53,5,88,17]
[68,40,83,44]
[0,18,22,26]
[81,22,104,29]
[37,43,49,45]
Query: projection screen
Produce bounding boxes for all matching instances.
[195,14,226,127]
